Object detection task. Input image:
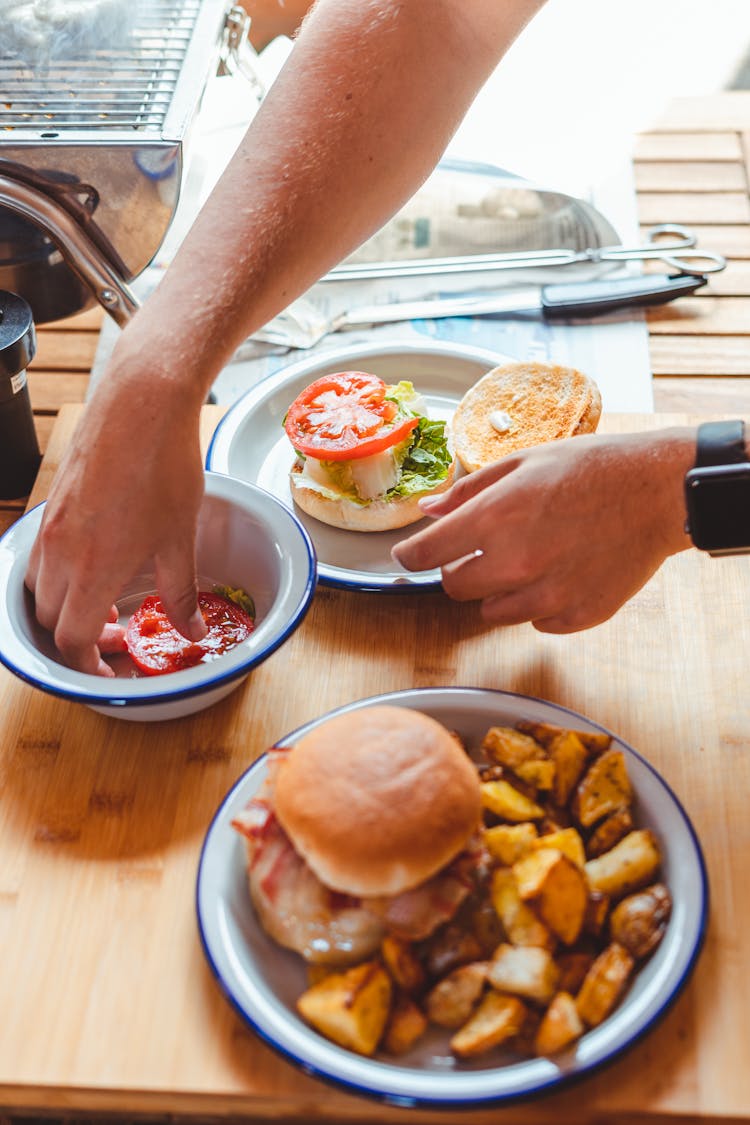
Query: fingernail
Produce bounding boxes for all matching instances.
[97,660,116,679]
[188,608,207,640]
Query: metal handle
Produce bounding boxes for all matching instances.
[219,6,266,98]
[0,173,139,327]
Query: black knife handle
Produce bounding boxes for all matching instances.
[540,273,707,318]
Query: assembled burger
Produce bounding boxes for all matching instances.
[232,705,483,965]
[284,371,455,531]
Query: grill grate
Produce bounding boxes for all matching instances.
[1,0,205,133]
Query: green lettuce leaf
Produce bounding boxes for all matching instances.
[386,416,452,499]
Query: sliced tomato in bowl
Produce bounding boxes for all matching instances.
[125,592,254,676]
[284,371,418,462]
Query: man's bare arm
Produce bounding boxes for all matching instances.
[26,0,546,673]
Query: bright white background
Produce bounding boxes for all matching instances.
[448,0,750,194]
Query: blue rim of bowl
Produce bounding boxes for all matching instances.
[195,686,709,1108]
[0,487,318,709]
[205,340,511,594]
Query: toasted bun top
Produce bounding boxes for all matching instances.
[273,705,482,897]
[452,361,602,473]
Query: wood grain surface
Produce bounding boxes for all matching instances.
[0,404,748,1123]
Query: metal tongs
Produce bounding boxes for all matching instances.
[233,224,726,356]
[324,224,727,281]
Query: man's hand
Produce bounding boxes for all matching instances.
[25,375,207,676]
[393,430,695,633]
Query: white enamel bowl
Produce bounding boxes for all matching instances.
[206,339,511,591]
[197,687,708,1108]
[0,472,316,721]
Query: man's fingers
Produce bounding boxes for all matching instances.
[439,549,502,602]
[53,621,115,677]
[155,542,205,641]
[27,559,68,635]
[393,507,481,572]
[479,582,562,628]
[419,459,516,519]
[98,622,127,654]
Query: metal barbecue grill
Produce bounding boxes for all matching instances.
[0,0,257,324]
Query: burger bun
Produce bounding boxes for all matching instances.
[453,361,602,473]
[274,705,482,897]
[289,457,456,532]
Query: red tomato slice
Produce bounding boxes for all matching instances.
[124,592,254,677]
[284,371,418,462]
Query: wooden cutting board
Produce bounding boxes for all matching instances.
[0,405,748,1124]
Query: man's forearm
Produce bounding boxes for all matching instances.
[118,0,545,399]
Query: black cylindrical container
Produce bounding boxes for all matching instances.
[0,290,41,500]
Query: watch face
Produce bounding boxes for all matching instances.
[685,464,750,553]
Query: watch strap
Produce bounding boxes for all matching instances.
[695,419,747,467]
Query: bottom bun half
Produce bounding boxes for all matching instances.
[289,458,456,532]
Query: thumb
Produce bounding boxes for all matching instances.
[155,541,206,641]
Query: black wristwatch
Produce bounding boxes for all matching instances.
[684,420,750,555]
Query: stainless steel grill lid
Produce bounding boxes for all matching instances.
[0,0,235,322]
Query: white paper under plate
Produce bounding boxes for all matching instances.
[206,339,511,591]
[196,687,707,1109]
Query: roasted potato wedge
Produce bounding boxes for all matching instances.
[484,822,538,865]
[488,943,560,1005]
[549,730,588,807]
[513,847,588,945]
[517,720,612,757]
[573,749,633,828]
[534,990,584,1055]
[575,942,634,1028]
[585,829,662,899]
[586,807,634,858]
[450,992,527,1059]
[426,961,489,1029]
[531,826,586,869]
[514,758,556,792]
[481,779,545,822]
[297,960,392,1056]
[382,994,428,1056]
[490,867,557,950]
[482,726,547,769]
[609,883,672,959]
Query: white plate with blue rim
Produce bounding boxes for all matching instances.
[206,339,510,592]
[196,686,708,1108]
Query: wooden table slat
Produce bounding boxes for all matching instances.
[637,191,750,225]
[646,295,750,334]
[639,223,750,258]
[649,334,750,376]
[30,331,101,372]
[634,162,747,192]
[633,131,743,161]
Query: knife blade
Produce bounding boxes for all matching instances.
[340,272,707,328]
[243,272,707,353]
